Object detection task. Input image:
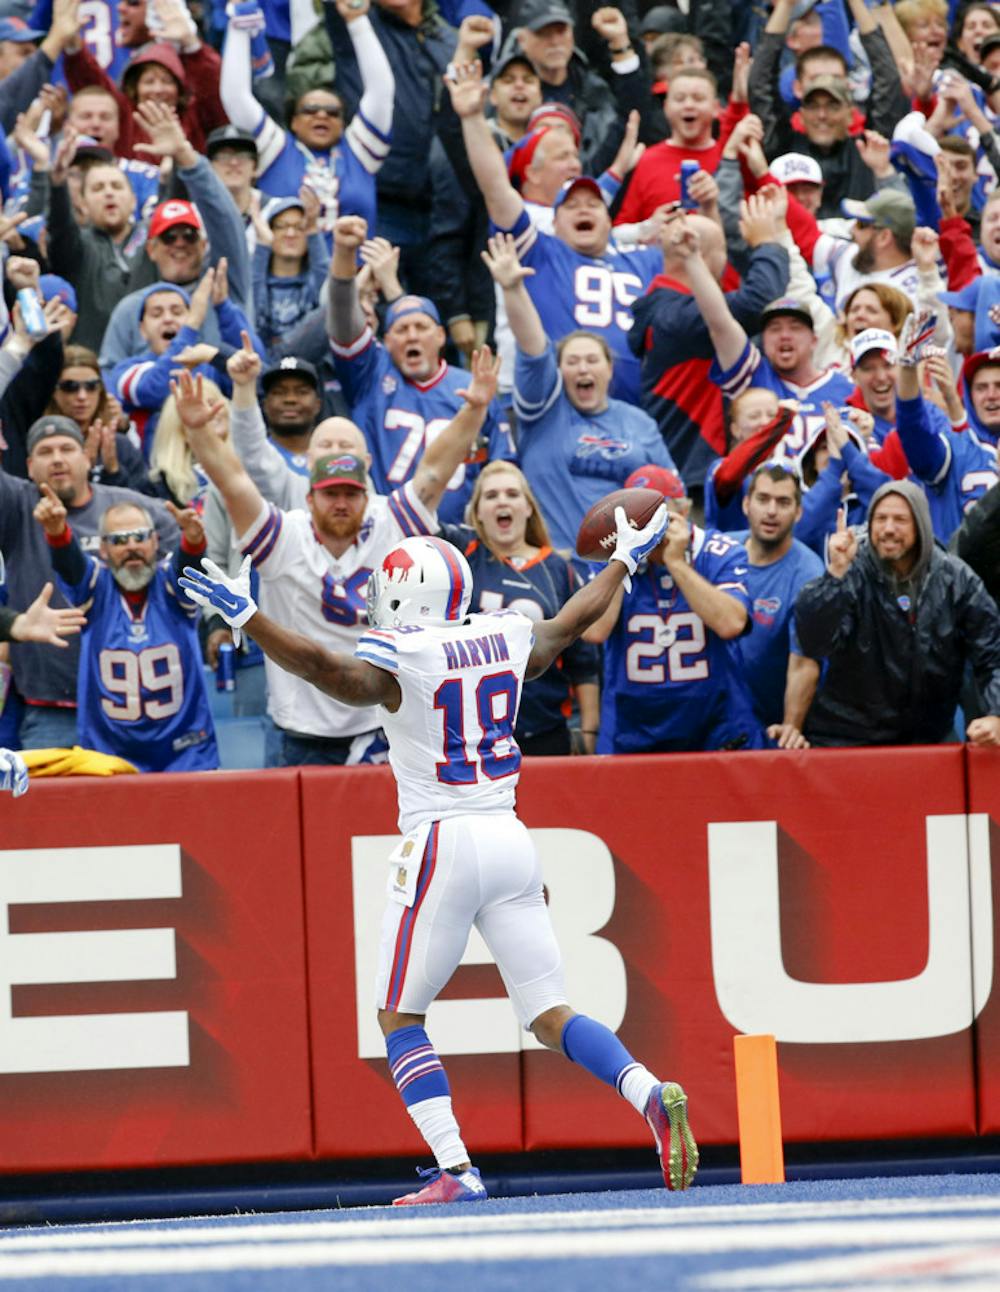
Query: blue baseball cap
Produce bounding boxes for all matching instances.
[0,17,44,41]
[553,175,605,212]
[384,295,441,331]
[38,275,77,313]
[938,280,982,311]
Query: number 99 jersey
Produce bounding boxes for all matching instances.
[356,610,535,834]
[599,527,763,754]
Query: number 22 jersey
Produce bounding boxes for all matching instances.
[356,610,534,833]
[599,527,763,753]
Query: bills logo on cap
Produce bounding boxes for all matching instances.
[769,153,823,187]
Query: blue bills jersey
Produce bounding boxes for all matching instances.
[57,555,218,772]
[711,340,854,462]
[440,526,600,740]
[330,328,515,525]
[498,208,661,406]
[599,526,763,753]
[730,533,824,726]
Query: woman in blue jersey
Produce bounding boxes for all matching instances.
[440,461,601,756]
[219,0,394,231]
[483,233,677,556]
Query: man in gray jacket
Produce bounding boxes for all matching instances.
[795,480,1000,747]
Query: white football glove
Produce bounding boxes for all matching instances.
[178,555,256,647]
[0,749,29,798]
[609,503,668,591]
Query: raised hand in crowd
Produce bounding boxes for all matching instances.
[6,583,86,648]
[664,216,701,262]
[911,226,941,274]
[227,330,264,388]
[738,193,781,248]
[32,482,69,538]
[730,42,752,105]
[0,211,28,248]
[211,257,229,308]
[184,269,216,333]
[480,232,536,291]
[610,109,644,177]
[922,345,965,421]
[455,344,501,410]
[49,126,79,187]
[334,0,372,22]
[48,0,81,55]
[826,505,858,579]
[4,255,40,292]
[172,369,227,434]
[84,420,121,476]
[133,100,198,167]
[331,214,368,277]
[453,12,494,63]
[359,236,403,298]
[592,7,632,61]
[151,0,199,45]
[164,500,206,547]
[248,192,273,248]
[855,130,893,180]
[822,401,850,460]
[444,60,489,120]
[13,111,51,171]
[937,155,958,220]
[722,114,767,176]
[298,186,322,237]
[759,181,789,231]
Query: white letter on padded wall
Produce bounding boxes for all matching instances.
[0,845,189,1073]
[707,816,989,1044]
[353,829,626,1058]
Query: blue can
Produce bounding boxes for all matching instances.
[16,288,48,340]
[215,640,236,692]
[679,160,700,211]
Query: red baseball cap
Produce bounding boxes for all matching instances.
[625,465,686,499]
[149,199,205,240]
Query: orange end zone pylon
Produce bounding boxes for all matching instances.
[733,1033,785,1185]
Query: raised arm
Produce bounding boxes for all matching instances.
[170,363,264,537]
[327,216,369,346]
[341,0,395,159]
[481,232,545,357]
[529,502,667,675]
[447,61,524,231]
[670,217,748,374]
[412,346,500,512]
[178,563,401,709]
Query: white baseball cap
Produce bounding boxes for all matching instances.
[851,327,898,365]
[769,153,823,187]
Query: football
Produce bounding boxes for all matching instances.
[575,487,664,562]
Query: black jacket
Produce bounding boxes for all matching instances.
[796,481,1000,746]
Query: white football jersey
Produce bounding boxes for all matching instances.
[240,482,434,737]
[356,610,535,833]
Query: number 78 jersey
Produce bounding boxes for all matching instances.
[356,610,534,833]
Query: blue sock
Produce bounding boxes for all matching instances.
[560,1014,636,1089]
[385,1025,451,1107]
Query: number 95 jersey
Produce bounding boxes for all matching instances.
[356,610,535,834]
[599,527,763,754]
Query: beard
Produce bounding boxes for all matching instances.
[853,243,876,275]
[112,558,156,591]
[313,511,363,542]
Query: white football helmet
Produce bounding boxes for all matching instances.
[366,536,473,629]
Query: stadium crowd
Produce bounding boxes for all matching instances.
[4,0,1000,769]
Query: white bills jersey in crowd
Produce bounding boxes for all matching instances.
[240,481,435,738]
[356,609,535,833]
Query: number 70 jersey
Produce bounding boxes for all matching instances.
[356,610,535,833]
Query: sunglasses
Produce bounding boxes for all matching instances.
[297,103,342,117]
[159,226,200,245]
[58,378,101,394]
[272,221,307,233]
[104,528,154,546]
